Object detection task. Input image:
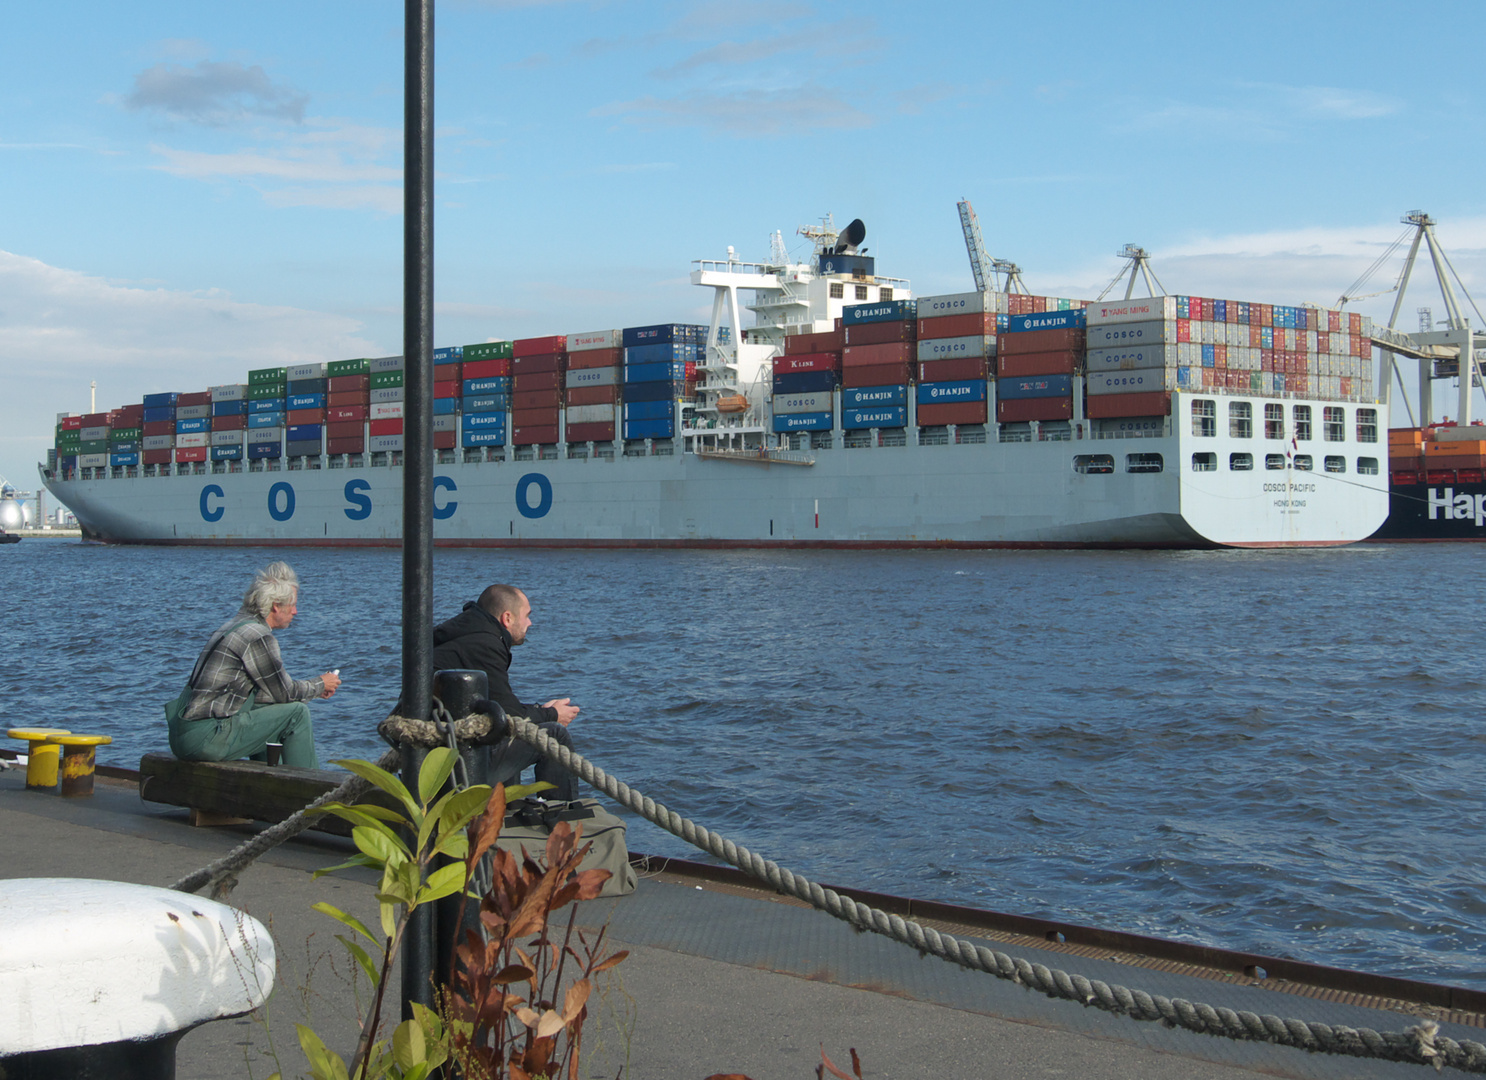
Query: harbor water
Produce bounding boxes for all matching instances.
[5,540,1484,989]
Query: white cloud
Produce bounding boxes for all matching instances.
[125,60,308,126]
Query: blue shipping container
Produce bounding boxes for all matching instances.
[1213,299,1227,322]
[772,370,838,395]
[463,411,506,430]
[248,412,285,429]
[772,411,832,433]
[286,378,327,395]
[917,379,986,404]
[433,346,464,363]
[1006,309,1086,333]
[464,394,508,414]
[288,393,325,410]
[175,418,209,433]
[433,397,461,416]
[287,424,323,442]
[622,379,681,404]
[211,400,247,416]
[625,342,701,365]
[622,400,674,422]
[142,392,179,408]
[622,323,704,348]
[622,417,676,440]
[462,428,506,447]
[463,376,511,396]
[209,446,242,461]
[624,360,687,384]
[143,406,175,423]
[109,451,140,466]
[842,384,906,408]
[1201,344,1216,367]
[842,406,908,430]
[109,440,139,452]
[248,398,285,414]
[248,443,283,459]
[997,374,1072,400]
[842,299,917,326]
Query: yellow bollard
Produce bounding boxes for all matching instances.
[53,735,112,798]
[6,729,73,792]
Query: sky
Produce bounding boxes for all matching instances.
[5,0,1486,492]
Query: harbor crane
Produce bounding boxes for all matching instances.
[957,200,1026,293]
[1096,244,1168,301]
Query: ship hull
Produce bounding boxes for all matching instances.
[1369,481,1486,541]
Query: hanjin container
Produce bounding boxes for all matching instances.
[842,385,907,408]
[842,405,907,429]
[772,411,832,432]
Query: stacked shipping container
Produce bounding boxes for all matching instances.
[996,309,1086,423]
[565,330,622,443]
[771,324,842,433]
[841,300,916,430]
[511,336,566,446]
[462,342,511,450]
[621,324,703,441]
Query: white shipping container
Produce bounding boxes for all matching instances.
[176,432,209,448]
[564,404,616,425]
[80,425,109,441]
[287,363,326,380]
[175,404,211,420]
[772,390,833,415]
[1085,320,1173,349]
[368,434,404,452]
[249,427,284,442]
[1084,296,1178,325]
[1177,343,1200,365]
[142,434,175,450]
[78,453,108,468]
[210,430,244,446]
[433,415,457,433]
[916,291,994,317]
[371,402,404,420]
[567,329,623,352]
[210,384,247,401]
[1085,345,1178,372]
[1227,324,1245,347]
[566,366,619,388]
[369,355,405,372]
[370,388,405,404]
[1086,369,1171,395]
[917,334,994,361]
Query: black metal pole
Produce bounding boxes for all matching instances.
[400,0,436,1022]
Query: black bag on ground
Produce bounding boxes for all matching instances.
[498,798,637,897]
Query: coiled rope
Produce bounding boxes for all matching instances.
[507,716,1486,1074]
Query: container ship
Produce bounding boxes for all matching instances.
[1370,422,1486,540]
[39,218,1388,549]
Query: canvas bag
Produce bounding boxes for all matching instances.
[496,798,637,897]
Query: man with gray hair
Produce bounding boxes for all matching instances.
[166,561,341,768]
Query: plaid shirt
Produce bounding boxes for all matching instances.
[180,607,324,721]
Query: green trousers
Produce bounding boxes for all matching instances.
[168,698,319,768]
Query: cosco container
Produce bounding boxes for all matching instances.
[1085,320,1175,349]
[997,374,1072,400]
[175,404,211,420]
[916,291,994,317]
[286,363,326,380]
[142,434,175,450]
[772,370,838,395]
[367,434,404,453]
[77,453,109,468]
[249,426,284,442]
[772,411,832,433]
[1085,345,1178,372]
[566,367,619,388]
[842,405,907,429]
[369,355,405,373]
[567,329,623,351]
[1084,297,1179,326]
[916,379,986,404]
[209,429,243,446]
[209,384,247,402]
[917,335,993,361]
[771,390,832,415]
[842,299,917,325]
[80,425,109,441]
[1086,370,1166,395]
[566,404,616,425]
[370,388,404,404]
[842,385,907,408]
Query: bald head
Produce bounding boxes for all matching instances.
[478,584,532,645]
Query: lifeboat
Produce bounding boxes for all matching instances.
[716,394,749,413]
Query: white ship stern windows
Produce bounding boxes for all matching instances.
[1073,454,1114,474]
[1192,399,1216,437]
[1126,453,1164,473]
[1191,452,1217,472]
[1293,405,1312,442]
[1265,454,1286,470]
[1323,407,1345,442]
[829,282,844,299]
[1229,452,1254,471]
[1264,403,1285,440]
[1229,401,1253,438]
[879,287,894,301]
[1324,455,1346,473]
[855,284,869,300]
[1293,454,1313,470]
[1357,408,1378,443]
[1358,456,1380,474]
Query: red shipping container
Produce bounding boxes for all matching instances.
[460,358,509,379]
[997,397,1073,423]
[328,405,368,422]
[566,385,618,406]
[512,425,559,446]
[566,421,616,443]
[842,362,912,388]
[288,408,325,425]
[327,420,363,438]
[918,357,987,383]
[368,418,404,437]
[142,448,173,465]
[843,342,913,368]
[512,406,559,428]
[60,416,83,431]
[844,320,916,345]
[328,374,369,393]
[512,351,565,375]
[565,348,622,371]
[211,414,247,431]
[433,380,460,399]
[433,366,461,389]
[513,335,567,358]
[513,389,562,411]
[433,430,456,450]
[918,312,996,340]
[1000,327,1084,355]
[773,352,840,374]
[1085,392,1172,419]
[143,420,174,436]
[512,370,561,393]
[917,401,989,426]
[328,390,369,408]
[174,446,208,463]
[785,329,845,354]
[327,436,365,454]
[113,405,144,422]
[997,351,1077,377]
[177,391,212,407]
[80,412,110,427]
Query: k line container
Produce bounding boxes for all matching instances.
[1085,297,1179,325]
[771,390,833,414]
[842,385,907,408]
[843,405,908,429]
[1086,391,1172,418]
[917,400,989,427]
[773,353,840,374]
[174,447,208,463]
[328,405,368,422]
[773,411,832,432]
[917,379,986,404]
[565,421,616,442]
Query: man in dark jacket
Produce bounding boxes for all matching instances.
[431,584,580,800]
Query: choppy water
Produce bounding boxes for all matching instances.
[5,539,1485,988]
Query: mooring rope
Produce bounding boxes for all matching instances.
[507,716,1486,1074]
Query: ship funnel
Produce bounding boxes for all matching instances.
[832,218,866,255]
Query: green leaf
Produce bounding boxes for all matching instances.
[506,781,555,800]
[438,785,493,833]
[313,802,410,831]
[416,861,468,905]
[352,824,408,867]
[312,902,380,944]
[429,831,469,860]
[377,896,399,939]
[296,1024,350,1080]
[334,933,382,987]
[311,854,380,880]
[392,1017,426,1071]
[332,758,420,818]
[417,747,457,805]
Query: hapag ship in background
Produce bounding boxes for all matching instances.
[41,210,1394,549]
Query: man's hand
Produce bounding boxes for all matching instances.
[320,671,342,698]
[543,698,579,725]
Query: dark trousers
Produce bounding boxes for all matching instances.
[487,722,577,802]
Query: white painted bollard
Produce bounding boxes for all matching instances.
[0,878,276,1078]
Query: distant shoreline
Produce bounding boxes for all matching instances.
[7,529,82,539]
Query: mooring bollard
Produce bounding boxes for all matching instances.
[53,734,112,797]
[431,668,493,994]
[6,728,72,792]
[0,878,275,1079]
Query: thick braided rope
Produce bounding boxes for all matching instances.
[170,748,402,899]
[511,718,1486,1073]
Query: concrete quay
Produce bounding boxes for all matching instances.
[0,764,1477,1080]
